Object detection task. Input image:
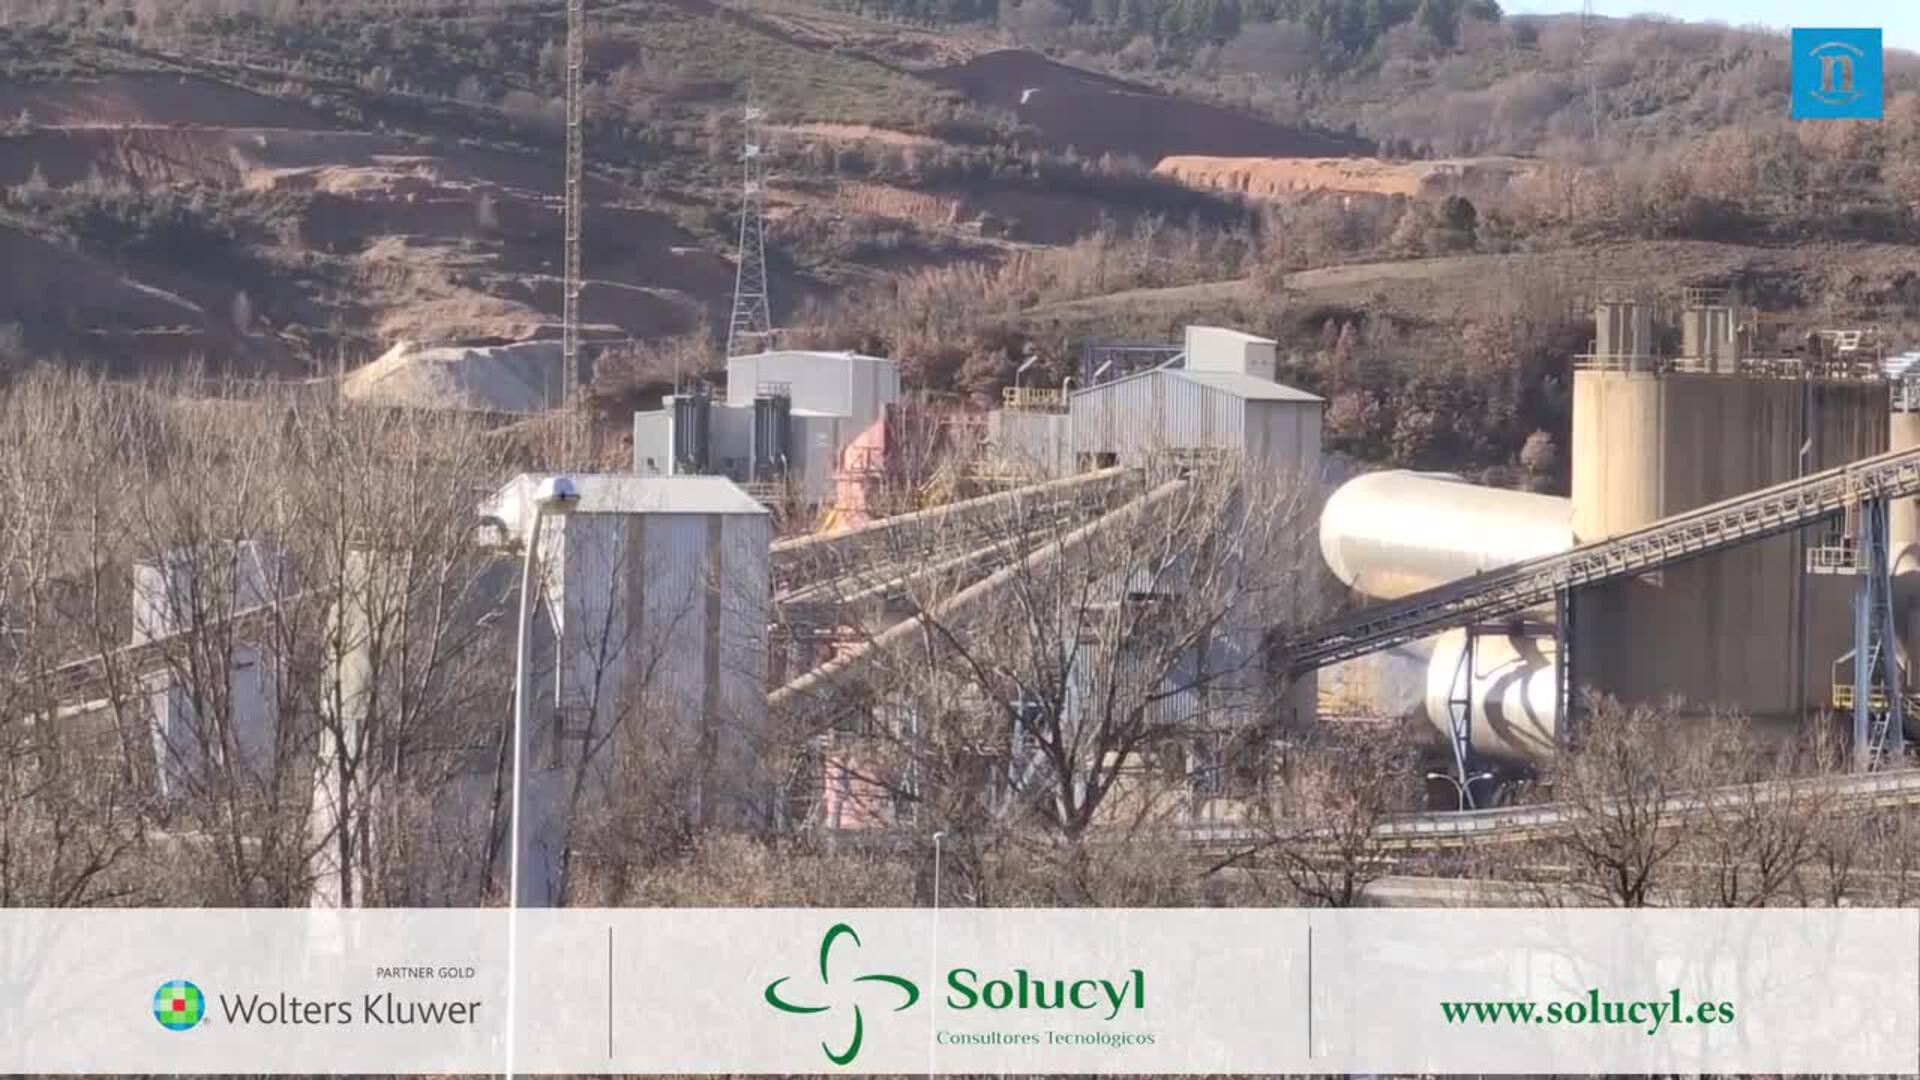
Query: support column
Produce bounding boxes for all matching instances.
[1853,568,1871,769]
[1445,627,1479,809]
[1555,587,1577,752]
[1854,497,1906,770]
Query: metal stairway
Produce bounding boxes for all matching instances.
[1279,440,1920,675]
[1862,636,1900,767]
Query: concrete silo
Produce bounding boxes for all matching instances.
[1569,299,1887,723]
[1312,295,1902,769]
[480,473,772,904]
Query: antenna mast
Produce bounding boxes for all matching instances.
[1582,0,1600,142]
[726,100,773,359]
[562,0,586,461]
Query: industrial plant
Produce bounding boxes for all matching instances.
[41,276,1920,911]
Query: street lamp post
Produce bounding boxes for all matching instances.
[1426,769,1495,813]
[505,475,578,1080]
[1060,376,1075,475]
[932,830,946,909]
[929,830,946,1080]
[1013,355,1038,401]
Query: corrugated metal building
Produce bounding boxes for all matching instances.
[1070,327,1327,747]
[1072,327,1323,473]
[725,350,899,419]
[632,350,899,502]
[789,412,855,498]
[986,408,1071,476]
[132,541,284,799]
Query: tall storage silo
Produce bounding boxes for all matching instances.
[1570,369,1885,721]
[481,473,771,905]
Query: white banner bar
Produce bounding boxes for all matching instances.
[0,908,1911,1074]
[1313,909,1919,1075]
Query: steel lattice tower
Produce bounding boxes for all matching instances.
[562,0,586,451]
[726,102,773,360]
[1581,0,1600,142]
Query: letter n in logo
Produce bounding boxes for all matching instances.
[1792,28,1883,119]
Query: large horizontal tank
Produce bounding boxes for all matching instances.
[1424,628,1558,764]
[1320,471,1573,600]
[1317,471,1573,760]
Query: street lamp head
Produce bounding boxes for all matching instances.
[533,475,581,514]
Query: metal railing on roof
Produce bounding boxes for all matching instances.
[1574,353,1887,380]
[1002,386,1066,412]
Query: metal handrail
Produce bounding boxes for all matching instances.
[1181,765,1920,852]
[1002,386,1067,412]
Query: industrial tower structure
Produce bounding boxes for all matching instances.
[1581,0,1600,142]
[561,0,586,462]
[726,103,774,360]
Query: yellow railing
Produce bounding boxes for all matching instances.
[1002,386,1065,411]
[1832,684,1920,713]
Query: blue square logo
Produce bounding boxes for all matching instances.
[1792,28,1883,119]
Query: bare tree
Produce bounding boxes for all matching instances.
[1672,713,1832,907]
[1228,724,1422,907]
[771,455,1326,901]
[0,371,535,907]
[1549,694,1715,907]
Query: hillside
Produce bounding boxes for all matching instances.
[925,49,1368,160]
[3,0,1920,484]
[821,0,1919,155]
[0,0,1346,376]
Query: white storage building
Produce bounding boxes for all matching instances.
[1071,325,1323,475]
[479,473,771,902]
[633,350,900,502]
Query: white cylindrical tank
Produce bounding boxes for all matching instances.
[1319,471,1574,600]
[1423,628,1558,764]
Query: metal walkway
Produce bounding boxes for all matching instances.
[1279,441,1920,674]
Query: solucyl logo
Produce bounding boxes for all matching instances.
[153,980,206,1032]
[763,923,919,1066]
[762,922,1150,1065]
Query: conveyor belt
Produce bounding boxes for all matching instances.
[770,467,1135,594]
[1279,441,1920,674]
[1184,764,1920,853]
[45,599,292,706]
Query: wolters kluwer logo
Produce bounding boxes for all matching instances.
[763,923,918,1066]
[153,980,206,1031]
